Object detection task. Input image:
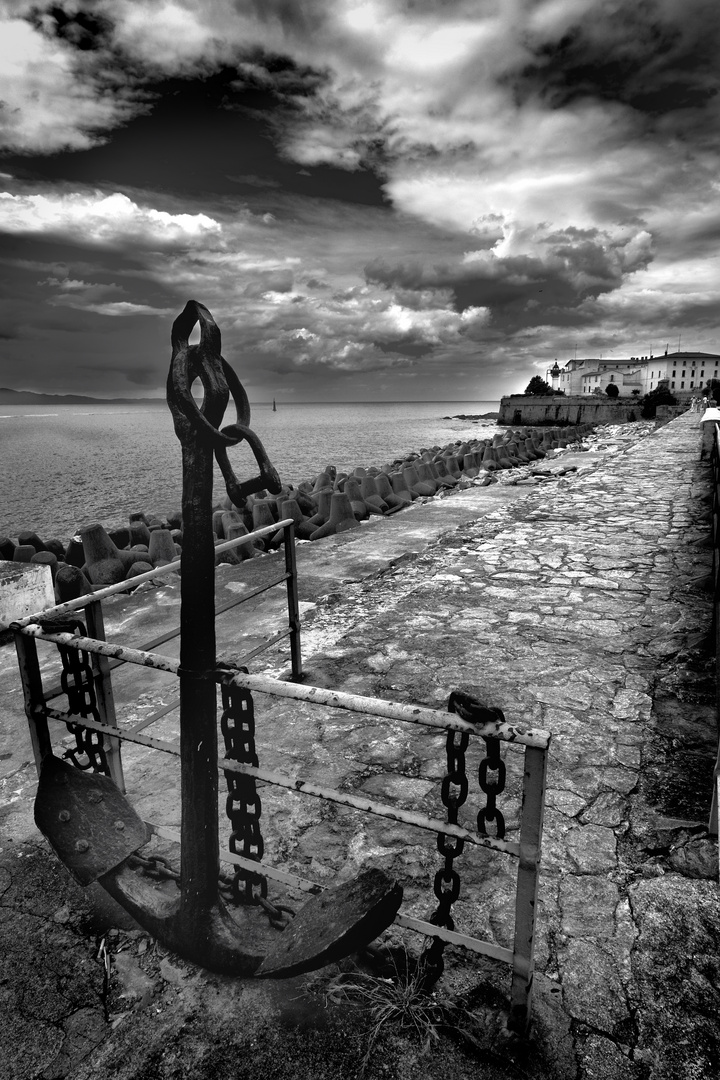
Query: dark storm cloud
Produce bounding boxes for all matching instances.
[508,2,720,126]
[2,1,720,398]
[28,4,114,52]
[373,337,435,358]
[1,36,387,206]
[365,226,653,327]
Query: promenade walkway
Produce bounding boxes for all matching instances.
[293,408,719,1079]
[1,410,718,1080]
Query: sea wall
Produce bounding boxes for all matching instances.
[499,394,645,426]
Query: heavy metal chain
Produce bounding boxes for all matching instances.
[221,680,264,903]
[56,619,110,775]
[477,736,506,839]
[220,680,293,929]
[421,726,470,986]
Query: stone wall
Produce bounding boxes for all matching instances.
[498,394,645,426]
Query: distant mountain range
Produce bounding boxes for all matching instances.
[0,387,164,405]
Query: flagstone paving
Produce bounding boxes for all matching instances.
[291,410,719,1079]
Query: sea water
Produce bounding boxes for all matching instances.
[0,400,500,542]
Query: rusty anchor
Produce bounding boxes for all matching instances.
[33,300,402,976]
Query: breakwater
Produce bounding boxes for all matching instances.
[0,423,594,604]
[499,393,647,426]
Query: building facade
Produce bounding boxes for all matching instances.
[547,351,720,396]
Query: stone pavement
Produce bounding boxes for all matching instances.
[1,411,719,1080]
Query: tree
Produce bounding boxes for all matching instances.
[704,378,720,404]
[605,382,620,398]
[641,382,677,419]
[524,375,553,396]
[631,389,641,397]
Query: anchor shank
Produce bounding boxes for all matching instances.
[179,434,221,916]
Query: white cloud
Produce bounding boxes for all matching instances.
[109,0,225,71]
[82,301,176,316]
[0,190,221,247]
[0,18,136,152]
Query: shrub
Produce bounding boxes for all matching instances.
[524,375,554,396]
[605,383,620,398]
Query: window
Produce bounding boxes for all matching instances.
[701,370,705,377]
[690,381,694,388]
[682,370,686,376]
[650,382,654,389]
[672,381,676,388]
[681,381,685,388]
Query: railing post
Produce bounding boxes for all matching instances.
[709,426,720,835]
[508,742,548,1035]
[14,630,52,774]
[84,598,126,792]
[283,521,303,681]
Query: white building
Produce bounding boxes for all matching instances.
[580,368,642,395]
[547,351,720,396]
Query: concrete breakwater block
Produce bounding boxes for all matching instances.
[2,424,598,585]
[0,561,54,629]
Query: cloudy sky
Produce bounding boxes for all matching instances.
[1,0,718,402]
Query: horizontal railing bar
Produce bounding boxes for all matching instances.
[147,822,513,963]
[231,628,291,663]
[43,571,292,702]
[395,914,514,964]
[222,673,550,748]
[42,710,520,855]
[148,823,325,896]
[12,520,295,628]
[130,573,291,657]
[46,707,180,756]
[126,631,292,733]
[23,627,550,747]
[215,573,290,612]
[222,760,521,856]
[128,698,179,733]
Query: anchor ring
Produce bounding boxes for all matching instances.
[169,300,251,449]
[216,423,282,504]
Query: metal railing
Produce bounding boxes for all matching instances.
[14,520,301,789]
[709,424,720,836]
[13,585,549,1034]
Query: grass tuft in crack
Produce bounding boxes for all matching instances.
[324,951,442,1075]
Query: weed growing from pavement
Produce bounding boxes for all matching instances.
[324,951,443,1075]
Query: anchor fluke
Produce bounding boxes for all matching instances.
[34,754,149,886]
[255,868,403,979]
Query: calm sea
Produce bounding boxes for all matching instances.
[0,401,501,543]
